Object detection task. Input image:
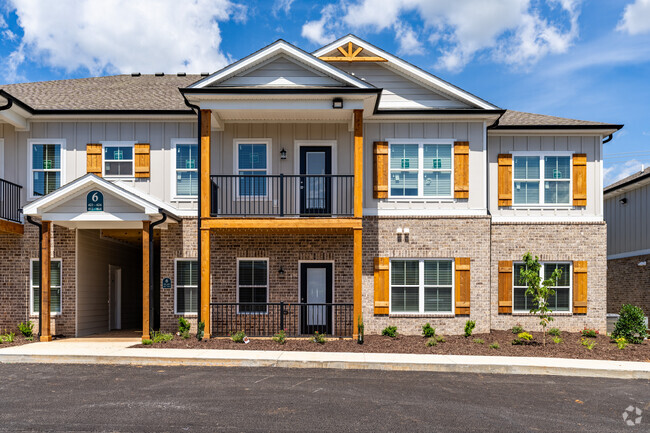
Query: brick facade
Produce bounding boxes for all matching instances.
[607,254,650,315]
[490,222,607,333]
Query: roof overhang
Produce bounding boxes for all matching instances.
[22,174,183,229]
[604,172,650,197]
[488,125,623,136]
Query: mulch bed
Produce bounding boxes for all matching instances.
[0,334,37,348]
[133,330,650,362]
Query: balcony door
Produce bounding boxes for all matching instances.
[299,146,332,215]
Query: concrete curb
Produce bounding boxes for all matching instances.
[1,351,649,379]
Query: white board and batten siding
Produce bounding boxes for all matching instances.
[605,182,650,257]
[488,135,603,218]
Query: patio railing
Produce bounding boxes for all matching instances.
[0,178,22,223]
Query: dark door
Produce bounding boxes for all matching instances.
[300,262,333,335]
[299,146,332,215]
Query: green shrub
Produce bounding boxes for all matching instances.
[0,332,15,343]
[517,332,533,341]
[142,339,153,345]
[511,325,524,334]
[581,328,598,338]
[581,338,596,350]
[489,342,500,349]
[426,337,437,347]
[435,335,446,343]
[311,331,326,344]
[18,321,34,338]
[357,314,364,345]
[151,331,173,343]
[615,337,628,350]
[272,330,287,345]
[548,327,561,337]
[382,326,398,338]
[178,317,191,339]
[464,320,476,338]
[196,321,205,340]
[511,339,524,346]
[473,338,484,344]
[422,323,436,338]
[231,330,247,343]
[612,304,648,344]
[552,336,562,344]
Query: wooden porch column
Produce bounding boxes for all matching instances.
[352,109,363,339]
[142,220,150,340]
[353,227,362,339]
[40,221,52,342]
[200,109,212,338]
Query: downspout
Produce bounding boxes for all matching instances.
[183,95,202,324]
[149,209,168,332]
[25,216,42,338]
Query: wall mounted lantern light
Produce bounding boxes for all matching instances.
[332,97,343,109]
[280,148,287,160]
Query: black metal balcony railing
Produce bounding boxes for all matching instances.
[211,302,354,338]
[211,174,354,217]
[0,178,22,223]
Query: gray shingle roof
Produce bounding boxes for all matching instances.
[497,110,614,127]
[1,74,202,111]
[604,167,650,193]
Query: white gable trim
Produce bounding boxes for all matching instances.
[313,35,499,110]
[188,40,373,90]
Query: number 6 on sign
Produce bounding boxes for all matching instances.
[86,190,104,212]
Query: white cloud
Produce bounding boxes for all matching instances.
[618,0,650,34]
[2,0,246,82]
[302,0,582,71]
[300,4,336,45]
[273,0,295,16]
[604,159,645,186]
[394,21,424,56]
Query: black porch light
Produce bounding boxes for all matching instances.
[332,97,343,109]
[280,148,287,160]
[278,266,285,275]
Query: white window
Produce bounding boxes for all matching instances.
[513,154,571,205]
[390,259,453,314]
[175,259,198,314]
[237,258,268,313]
[513,262,572,312]
[234,139,271,197]
[29,139,65,197]
[389,140,453,198]
[171,140,198,198]
[103,142,135,177]
[30,259,62,315]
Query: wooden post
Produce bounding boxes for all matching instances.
[200,109,212,338]
[353,109,363,218]
[352,227,362,339]
[142,220,150,340]
[40,221,52,342]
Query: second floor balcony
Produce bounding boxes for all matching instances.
[210,174,354,217]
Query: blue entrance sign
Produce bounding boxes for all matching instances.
[162,277,172,289]
[87,190,104,211]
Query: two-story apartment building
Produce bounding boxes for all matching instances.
[0,35,622,341]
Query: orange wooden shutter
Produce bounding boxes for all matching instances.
[373,141,388,199]
[374,257,389,314]
[573,153,587,207]
[454,141,469,199]
[86,143,102,177]
[573,261,587,314]
[134,143,150,178]
[498,261,513,314]
[455,257,471,315]
[498,154,512,206]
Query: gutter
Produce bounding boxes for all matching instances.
[25,216,42,339]
[148,210,168,332]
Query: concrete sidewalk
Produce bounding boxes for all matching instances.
[0,338,649,379]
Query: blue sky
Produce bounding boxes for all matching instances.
[1,0,649,185]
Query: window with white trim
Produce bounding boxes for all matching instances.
[175,259,198,314]
[30,259,62,314]
[237,259,268,313]
[103,142,135,177]
[236,140,270,197]
[513,155,571,205]
[174,142,198,197]
[513,262,571,312]
[31,141,63,196]
[390,259,453,314]
[389,141,453,198]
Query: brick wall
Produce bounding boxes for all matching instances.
[491,222,607,333]
[362,216,492,335]
[607,254,650,315]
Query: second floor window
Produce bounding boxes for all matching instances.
[513,155,571,205]
[237,141,268,196]
[175,143,198,197]
[389,142,452,198]
[31,142,62,196]
[104,143,134,177]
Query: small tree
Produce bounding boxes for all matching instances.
[519,252,562,346]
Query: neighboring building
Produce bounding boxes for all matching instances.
[0,35,622,341]
[604,168,650,316]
